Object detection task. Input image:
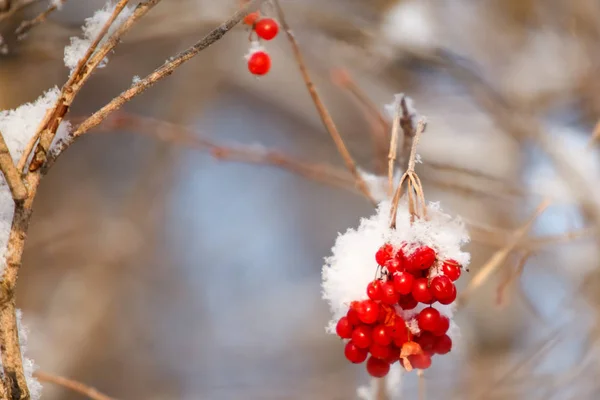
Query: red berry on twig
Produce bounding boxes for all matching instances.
[372,324,392,346]
[345,341,368,363]
[375,243,394,266]
[355,300,379,324]
[417,307,441,332]
[432,315,450,336]
[406,246,436,271]
[254,18,279,40]
[366,356,390,377]
[434,334,452,354]
[248,51,271,75]
[430,276,457,304]
[412,278,434,304]
[398,294,418,310]
[366,281,383,301]
[352,325,373,349]
[243,11,260,26]
[335,316,353,338]
[380,282,400,305]
[384,258,402,274]
[393,271,414,295]
[370,343,391,360]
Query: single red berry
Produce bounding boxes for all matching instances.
[442,259,462,281]
[398,294,418,310]
[384,258,402,274]
[405,246,436,271]
[375,243,394,266]
[416,332,436,352]
[369,343,391,360]
[366,281,383,301]
[254,17,279,40]
[434,334,452,354]
[417,307,441,332]
[408,353,432,370]
[346,307,361,326]
[243,11,260,26]
[247,51,271,75]
[432,315,450,336]
[380,282,400,305]
[335,316,353,338]
[393,271,414,295]
[430,276,457,304]
[352,325,373,349]
[372,324,392,346]
[345,341,368,363]
[412,278,434,304]
[355,300,379,324]
[366,356,390,378]
[384,345,401,364]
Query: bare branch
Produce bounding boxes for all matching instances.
[272,0,376,205]
[387,98,401,195]
[15,0,67,40]
[34,371,116,400]
[0,130,26,201]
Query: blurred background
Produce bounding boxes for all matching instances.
[2,0,600,398]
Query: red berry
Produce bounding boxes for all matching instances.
[433,316,450,336]
[369,343,391,360]
[430,276,457,304]
[412,278,433,304]
[393,271,414,295]
[254,18,279,40]
[346,307,361,326]
[243,11,260,26]
[380,282,400,305]
[434,334,452,354]
[345,341,368,363]
[384,345,401,364]
[416,332,436,352]
[247,51,271,75]
[352,325,373,349]
[355,300,379,324]
[442,259,462,281]
[335,316,353,338]
[398,294,418,310]
[417,307,441,332]
[366,281,383,301]
[406,246,436,270]
[372,324,392,346]
[366,356,390,377]
[408,353,432,370]
[375,243,394,266]
[384,258,402,274]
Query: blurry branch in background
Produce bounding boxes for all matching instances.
[0,0,39,23]
[15,0,67,40]
[34,371,116,400]
[496,250,532,308]
[272,0,376,205]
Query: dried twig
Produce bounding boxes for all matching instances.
[496,250,532,307]
[387,98,401,196]
[272,0,376,205]
[15,0,67,40]
[0,130,26,201]
[0,0,38,24]
[34,371,116,400]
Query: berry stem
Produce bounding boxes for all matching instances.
[388,97,402,196]
[272,0,376,206]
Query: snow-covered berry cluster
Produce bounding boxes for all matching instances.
[323,200,470,377]
[243,6,280,76]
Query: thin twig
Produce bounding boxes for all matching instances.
[272,0,375,205]
[34,371,116,400]
[0,130,26,200]
[388,98,401,196]
[398,96,416,169]
[496,250,532,307]
[0,0,38,24]
[15,0,67,40]
[70,0,265,139]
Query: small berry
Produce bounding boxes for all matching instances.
[416,332,436,353]
[352,325,373,349]
[243,11,260,26]
[417,307,441,332]
[254,18,279,40]
[384,258,402,274]
[355,300,379,324]
[406,246,436,271]
[372,324,392,346]
[398,294,418,310]
[384,345,401,364]
[346,307,361,326]
[247,51,271,75]
[432,316,450,336]
[375,243,394,266]
[335,316,353,338]
[380,282,400,305]
[369,343,391,360]
[393,271,414,295]
[366,281,383,301]
[412,278,434,304]
[408,353,432,370]
[366,356,390,378]
[430,276,457,304]
[434,335,452,355]
[442,259,462,281]
[345,341,368,363]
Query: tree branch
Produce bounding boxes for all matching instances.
[0,130,26,201]
[34,371,116,400]
[15,0,68,40]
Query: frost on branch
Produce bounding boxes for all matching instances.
[64,1,135,73]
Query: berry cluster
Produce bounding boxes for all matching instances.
[243,8,279,76]
[335,243,463,377]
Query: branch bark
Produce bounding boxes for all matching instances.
[0,131,26,201]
